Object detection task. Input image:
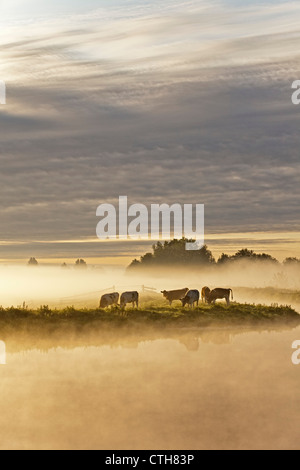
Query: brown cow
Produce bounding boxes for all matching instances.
[208,288,233,306]
[161,288,189,306]
[201,286,211,303]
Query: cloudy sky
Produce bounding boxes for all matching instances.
[0,0,299,264]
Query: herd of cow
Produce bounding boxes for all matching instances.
[100,287,234,310]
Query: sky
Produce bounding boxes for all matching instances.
[0,0,299,265]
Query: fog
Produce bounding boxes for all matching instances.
[0,261,299,310]
[0,262,300,450]
[0,324,299,450]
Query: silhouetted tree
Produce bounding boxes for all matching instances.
[232,249,278,263]
[128,259,141,269]
[127,238,215,269]
[28,257,38,266]
[217,249,278,264]
[217,253,231,264]
[75,259,87,268]
[140,252,154,265]
[127,240,282,271]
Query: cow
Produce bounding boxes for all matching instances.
[201,286,211,303]
[181,290,200,308]
[120,291,139,309]
[100,292,119,308]
[161,288,189,306]
[208,288,233,306]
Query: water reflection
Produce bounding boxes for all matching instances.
[1,322,299,354]
[0,325,299,450]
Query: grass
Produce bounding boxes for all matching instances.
[1,302,299,354]
[0,301,299,328]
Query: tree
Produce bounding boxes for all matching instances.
[232,249,277,263]
[127,259,142,270]
[217,253,231,264]
[127,238,215,269]
[75,259,87,268]
[140,253,154,265]
[218,249,278,264]
[28,257,38,266]
[127,240,283,271]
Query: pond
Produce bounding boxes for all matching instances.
[0,325,299,450]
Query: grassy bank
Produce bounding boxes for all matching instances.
[0,302,299,327]
[0,302,299,354]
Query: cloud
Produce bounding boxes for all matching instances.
[0,0,299,260]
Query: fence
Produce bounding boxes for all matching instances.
[58,285,158,305]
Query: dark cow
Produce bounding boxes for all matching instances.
[161,288,189,306]
[208,288,233,306]
[181,290,200,308]
[100,292,119,308]
[201,286,211,303]
[120,291,139,309]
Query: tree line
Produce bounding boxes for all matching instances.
[27,238,300,269]
[28,258,87,268]
[127,239,300,270]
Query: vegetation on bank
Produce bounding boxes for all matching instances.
[0,302,299,328]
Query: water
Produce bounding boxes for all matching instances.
[0,325,299,450]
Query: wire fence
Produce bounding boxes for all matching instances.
[59,284,158,303]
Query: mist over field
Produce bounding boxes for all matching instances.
[0,260,299,310]
[1,0,300,451]
[1,260,300,451]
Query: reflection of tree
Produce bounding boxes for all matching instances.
[200,330,232,345]
[284,257,300,266]
[178,336,200,351]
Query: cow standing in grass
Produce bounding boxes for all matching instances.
[100,292,119,308]
[120,291,139,310]
[201,286,211,303]
[208,288,233,306]
[161,288,189,306]
[181,290,200,308]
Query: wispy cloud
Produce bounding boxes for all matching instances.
[0,0,299,261]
